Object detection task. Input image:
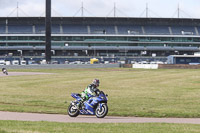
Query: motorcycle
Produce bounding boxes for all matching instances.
[68,91,108,118]
[2,68,8,75]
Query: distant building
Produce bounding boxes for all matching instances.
[167,55,200,64]
[0,17,200,63]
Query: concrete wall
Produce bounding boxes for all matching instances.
[132,64,200,69]
[132,64,158,69]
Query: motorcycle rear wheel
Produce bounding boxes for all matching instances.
[68,103,79,117]
[95,103,108,118]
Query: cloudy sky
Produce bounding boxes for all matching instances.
[0,0,199,18]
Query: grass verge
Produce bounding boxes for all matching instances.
[1,120,200,133]
[1,68,200,117]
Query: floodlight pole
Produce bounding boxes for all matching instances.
[45,0,52,63]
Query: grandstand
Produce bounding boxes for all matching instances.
[0,17,200,63]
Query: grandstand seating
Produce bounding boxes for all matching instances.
[196,27,200,35]
[0,17,200,62]
[171,26,196,35]
[144,25,170,35]
[35,25,45,33]
[52,24,60,34]
[90,25,115,34]
[8,25,32,34]
[117,25,142,34]
[62,24,88,34]
[0,24,199,35]
[0,24,5,33]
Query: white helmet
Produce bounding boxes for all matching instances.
[92,79,100,87]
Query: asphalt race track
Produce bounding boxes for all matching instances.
[0,111,200,124]
[0,72,52,77]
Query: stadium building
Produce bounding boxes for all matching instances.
[0,17,200,63]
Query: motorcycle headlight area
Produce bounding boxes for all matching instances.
[101,96,108,101]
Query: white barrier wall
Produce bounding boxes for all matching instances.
[132,64,158,69]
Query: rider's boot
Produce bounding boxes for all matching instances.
[81,101,85,109]
[77,99,84,110]
[76,102,81,110]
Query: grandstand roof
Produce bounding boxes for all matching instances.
[0,17,200,26]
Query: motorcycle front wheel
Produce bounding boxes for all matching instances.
[68,103,79,117]
[95,103,108,118]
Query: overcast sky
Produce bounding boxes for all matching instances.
[0,0,199,18]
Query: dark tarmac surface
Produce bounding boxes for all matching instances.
[0,72,52,77]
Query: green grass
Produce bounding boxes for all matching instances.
[1,68,200,117]
[1,120,200,133]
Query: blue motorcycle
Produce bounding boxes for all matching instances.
[68,91,108,118]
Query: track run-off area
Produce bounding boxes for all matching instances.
[1,111,200,124]
[1,70,200,124]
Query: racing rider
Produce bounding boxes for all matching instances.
[78,79,100,109]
